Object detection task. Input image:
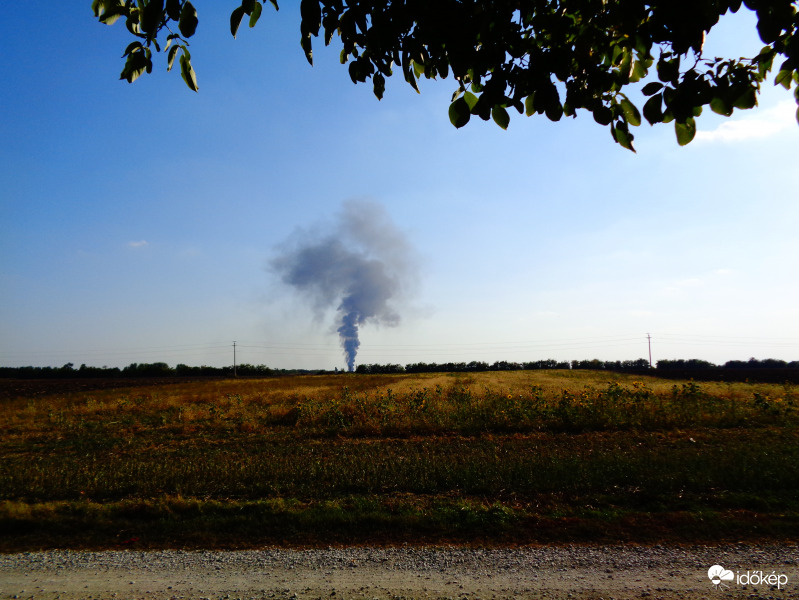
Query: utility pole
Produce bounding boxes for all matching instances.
[233,341,237,377]
[647,333,652,368]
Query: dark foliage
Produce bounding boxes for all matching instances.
[92,0,799,150]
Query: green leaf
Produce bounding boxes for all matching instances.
[404,67,420,93]
[709,96,732,116]
[436,60,449,80]
[249,1,262,27]
[448,97,471,128]
[524,93,535,116]
[180,53,199,91]
[125,10,141,35]
[619,97,641,126]
[657,57,679,84]
[492,106,510,130]
[543,95,563,121]
[756,13,781,44]
[300,0,321,36]
[301,33,313,65]
[99,6,126,25]
[372,73,385,100]
[348,60,367,83]
[732,88,757,110]
[178,1,198,38]
[140,0,164,34]
[642,94,663,125]
[230,6,245,37]
[267,0,278,9]
[619,50,633,80]
[592,105,613,126]
[757,47,776,79]
[463,91,479,110]
[775,70,793,90]
[631,57,648,82]
[796,106,799,125]
[612,122,636,152]
[167,44,180,71]
[166,0,181,21]
[122,41,143,57]
[641,82,663,96]
[675,117,696,146]
[120,50,150,83]
[473,96,491,120]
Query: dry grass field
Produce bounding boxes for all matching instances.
[1,370,797,549]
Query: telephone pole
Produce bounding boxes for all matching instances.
[233,341,237,377]
[647,333,652,368]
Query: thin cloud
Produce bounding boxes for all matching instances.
[695,101,796,143]
[127,240,148,248]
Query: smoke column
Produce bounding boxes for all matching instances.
[271,200,415,371]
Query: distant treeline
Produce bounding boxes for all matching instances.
[3,357,798,383]
[359,357,799,375]
[358,358,647,373]
[0,362,288,379]
[652,358,799,383]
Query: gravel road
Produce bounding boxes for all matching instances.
[1,545,797,600]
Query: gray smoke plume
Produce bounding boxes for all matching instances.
[271,200,415,371]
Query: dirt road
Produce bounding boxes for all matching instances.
[1,544,797,599]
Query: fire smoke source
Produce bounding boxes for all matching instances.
[271,200,415,371]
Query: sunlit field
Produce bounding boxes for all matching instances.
[1,370,797,549]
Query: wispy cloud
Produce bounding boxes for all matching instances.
[127,240,148,248]
[695,101,796,143]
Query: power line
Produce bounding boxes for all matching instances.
[3,332,797,368]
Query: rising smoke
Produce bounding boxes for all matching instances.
[271,200,416,371]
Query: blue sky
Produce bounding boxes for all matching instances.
[1,4,798,370]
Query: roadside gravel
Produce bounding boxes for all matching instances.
[1,544,797,600]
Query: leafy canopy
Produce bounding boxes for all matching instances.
[92,0,799,150]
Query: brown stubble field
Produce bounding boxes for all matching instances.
[1,370,797,550]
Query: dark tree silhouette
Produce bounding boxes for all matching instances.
[93,0,798,150]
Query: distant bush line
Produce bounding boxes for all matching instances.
[0,362,276,380]
[2,357,799,383]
